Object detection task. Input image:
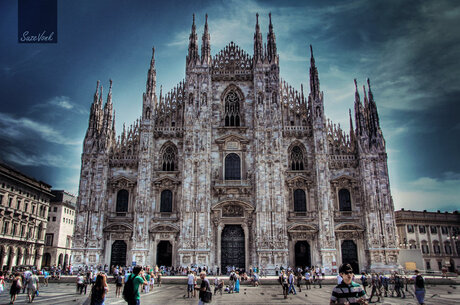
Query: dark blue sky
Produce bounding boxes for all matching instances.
[1,0,459,211]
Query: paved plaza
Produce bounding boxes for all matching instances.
[0,281,459,305]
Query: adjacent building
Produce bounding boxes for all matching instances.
[0,162,52,271]
[72,14,399,273]
[395,209,460,272]
[43,190,76,269]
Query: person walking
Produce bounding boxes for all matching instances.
[0,271,5,295]
[27,272,39,303]
[196,271,211,305]
[330,264,368,305]
[296,271,303,292]
[280,270,289,299]
[9,273,22,304]
[412,270,425,305]
[368,273,381,303]
[234,272,240,293]
[90,273,108,305]
[288,270,296,295]
[304,270,311,290]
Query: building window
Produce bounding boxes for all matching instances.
[160,190,173,213]
[116,189,129,213]
[2,222,7,234]
[409,240,417,249]
[225,153,241,180]
[290,146,304,170]
[407,225,414,233]
[444,242,452,254]
[12,223,17,236]
[441,226,448,234]
[9,198,13,207]
[45,233,54,246]
[52,217,56,222]
[53,207,57,212]
[293,189,307,212]
[426,261,431,270]
[224,90,241,127]
[162,145,177,171]
[419,226,426,234]
[421,243,429,254]
[338,189,352,211]
[433,241,441,254]
[430,226,437,234]
[437,261,442,270]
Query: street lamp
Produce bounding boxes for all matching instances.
[399,237,408,249]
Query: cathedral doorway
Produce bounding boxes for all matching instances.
[110,240,127,267]
[42,253,51,268]
[156,241,172,267]
[295,241,311,268]
[341,240,359,273]
[221,225,245,272]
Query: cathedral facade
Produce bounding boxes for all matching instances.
[72,14,399,274]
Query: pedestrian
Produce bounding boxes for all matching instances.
[27,271,39,303]
[304,270,311,290]
[412,270,425,305]
[91,273,108,305]
[214,277,223,295]
[9,273,22,304]
[360,272,368,294]
[330,263,368,305]
[280,270,289,299]
[187,270,195,298]
[288,270,297,295]
[115,272,123,298]
[196,271,212,305]
[0,271,5,294]
[368,273,381,303]
[123,266,148,305]
[234,272,240,293]
[77,273,85,294]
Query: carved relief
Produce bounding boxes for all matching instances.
[222,205,244,217]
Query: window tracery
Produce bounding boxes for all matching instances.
[224,91,240,127]
[162,145,177,171]
[290,146,304,170]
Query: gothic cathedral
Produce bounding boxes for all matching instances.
[72,14,399,273]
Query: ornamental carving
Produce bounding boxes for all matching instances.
[222,205,244,217]
[212,42,253,80]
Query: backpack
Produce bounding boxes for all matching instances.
[122,274,135,302]
[415,275,424,289]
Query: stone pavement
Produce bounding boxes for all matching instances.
[0,282,458,305]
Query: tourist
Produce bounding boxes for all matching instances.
[214,277,223,295]
[143,270,150,293]
[124,266,148,305]
[394,272,405,298]
[187,270,195,298]
[43,269,49,287]
[412,270,425,305]
[115,272,123,298]
[330,263,367,305]
[9,273,22,304]
[296,271,303,292]
[304,269,311,290]
[90,273,108,305]
[77,273,85,294]
[196,271,211,305]
[27,271,39,303]
[280,270,289,299]
[368,273,381,303]
[287,270,296,295]
[0,271,5,295]
[252,272,260,287]
[360,272,368,293]
[234,271,240,293]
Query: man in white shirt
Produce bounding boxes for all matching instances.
[187,271,195,298]
[27,272,39,303]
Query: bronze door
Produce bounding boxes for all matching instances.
[341,240,359,273]
[110,240,127,267]
[156,241,172,267]
[221,225,245,271]
[295,241,311,268]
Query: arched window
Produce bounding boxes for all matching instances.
[162,146,176,171]
[338,189,352,211]
[116,190,129,213]
[294,189,307,212]
[160,190,173,213]
[291,146,304,170]
[225,153,241,180]
[224,90,240,126]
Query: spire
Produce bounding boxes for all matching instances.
[107,79,113,105]
[367,78,381,135]
[309,45,320,100]
[201,14,211,64]
[94,80,100,103]
[349,108,355,142]
[187,14,199,65]
[146,46,156,99]
[254,13,263,63]
[267,12,277,63]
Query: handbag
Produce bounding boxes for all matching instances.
[202,290,212,303]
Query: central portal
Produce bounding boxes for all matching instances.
[110,240,127,268]
[221,225,245,272]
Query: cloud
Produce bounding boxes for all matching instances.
[4,150,80,169]
[29,96,88,115]
[0,112,81,146]
[392,173,460,211]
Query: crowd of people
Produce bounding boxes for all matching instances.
[0,262,431,305]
